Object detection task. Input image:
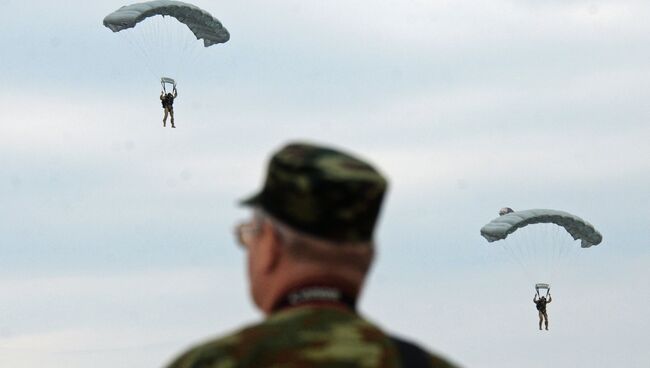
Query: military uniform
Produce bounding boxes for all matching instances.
[534,296,551,330]
[167,303,457,368]
[161,90,177,127]
[165,143,460,368]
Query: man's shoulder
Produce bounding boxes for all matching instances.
[429,351,460,368]
[166,307,459,368]
[166,307,378,367]
[164,321,260,368]
[390,335,459,368]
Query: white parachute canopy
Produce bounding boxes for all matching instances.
[103,1,229,46]
[481,209,602,248]
[480,208,603,288]
[103,1,229,82]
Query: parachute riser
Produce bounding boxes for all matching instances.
[161,77,177,93]
[535,283,550,298]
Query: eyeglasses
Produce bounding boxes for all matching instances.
[234,221,262,248]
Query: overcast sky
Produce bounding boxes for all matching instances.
[1,1,649,367]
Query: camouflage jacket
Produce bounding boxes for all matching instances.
[166,305,458,368]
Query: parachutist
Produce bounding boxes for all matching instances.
[161,87,177,128]
[104,2,229,131]
[534,293,552,330]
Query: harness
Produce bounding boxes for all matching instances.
[162,95,174,109]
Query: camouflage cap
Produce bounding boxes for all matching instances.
[240,142,388,243]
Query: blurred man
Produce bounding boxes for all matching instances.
[534,293,552,330]
[160,87,177,128]
[166,142,458,367]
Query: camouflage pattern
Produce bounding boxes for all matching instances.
[166,306,458,368]
[241,142,388,243]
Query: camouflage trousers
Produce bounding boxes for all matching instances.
[163,107,174,126]
[538,310,549,329]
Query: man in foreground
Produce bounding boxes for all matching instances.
[166,142,458,367]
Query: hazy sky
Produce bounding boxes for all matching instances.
[1,1,649,367]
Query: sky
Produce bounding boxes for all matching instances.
[1,0,649,367]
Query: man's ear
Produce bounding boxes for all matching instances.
[258,221,282,274]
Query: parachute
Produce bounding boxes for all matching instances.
[481,209,603,248]
[103,1,229,46]
[103,1,229,90]
[480,208,603,293]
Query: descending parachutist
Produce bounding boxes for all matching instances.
[533,292,552,330]
[161,85,178,128]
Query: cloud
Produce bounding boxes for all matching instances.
[0,266,257,368]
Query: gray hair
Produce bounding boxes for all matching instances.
[253,209,374,273]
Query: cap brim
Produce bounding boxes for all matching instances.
[239,192,262,207]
